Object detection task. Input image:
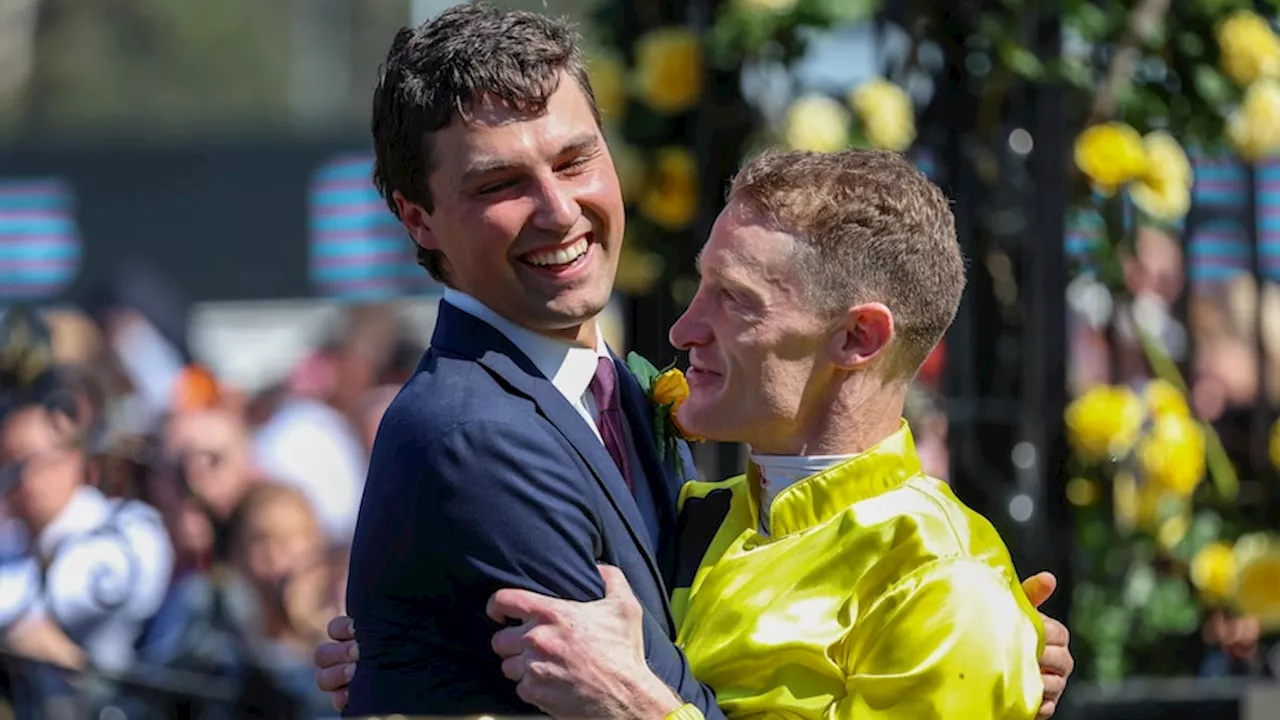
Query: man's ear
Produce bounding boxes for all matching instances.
[392,190,439,251]
[829,302,894,371]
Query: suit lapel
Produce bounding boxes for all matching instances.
[430,303,672,626]
[614,357,681,585]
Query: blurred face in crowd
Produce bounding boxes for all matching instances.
[668,200,894,454]
[236,487,323,590]
[1,407,84,534]
[395,74,624,345]
[148,408,255,561]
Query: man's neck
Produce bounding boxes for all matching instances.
[750,381,907,458]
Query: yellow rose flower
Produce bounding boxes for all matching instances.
[652,368,690,407]
[1218,11,1280,87]
[1143,378,1191,418]
[1228,78,1280,161]
[783,94,850,152]
[732,0,798,13]
[639,147,698,231]
[587,53,627,123]
[848,78,916,152]
[1191,542,1237,604]
[633,27,704,115]
[1232,533,1280,628]
[1139,413,1206,497]
[1269,418,1280,471]
[1130,131,1194,223]
[1074,122,1148,194]
[1065,384,1144,461]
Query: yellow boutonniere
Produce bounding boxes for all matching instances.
[626,352,703,480]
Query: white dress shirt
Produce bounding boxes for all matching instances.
[750,453,855,537]
[444,289,611,439]
[443,289,663,545]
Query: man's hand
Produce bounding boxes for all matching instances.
[487,565,683,720]
[1021,572,1074,720]
[312,615,358,711]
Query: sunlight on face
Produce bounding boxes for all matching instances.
[668,201,837,452]
[401,73,625,340]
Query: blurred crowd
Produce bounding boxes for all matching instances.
[0,264,425,718]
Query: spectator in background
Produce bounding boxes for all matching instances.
[253,304,423,544]
[0,308,173,676]
[136,405,261,668]
[228,482,338,716]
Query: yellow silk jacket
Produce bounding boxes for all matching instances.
[668,422,1045,719]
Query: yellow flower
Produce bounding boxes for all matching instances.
[652,369,690,407]
[1074,122,1148,194]
[1130,131,1194,223]
[783,94,850,152]
[1143,378,1191,418]
[1191,542,1237,604]
[587,53,627,123]
[1269,418,1280,471]
[732,0,798,13]
[1065,384,1144,461]
[848,78,916,152]
[1233,533,1280,628]
[1228,78,1280,161]
[639,147,698,231]
[1218,11,1280,87]
[615,240,664,295]
[1139,413,1206,497]
[633,28,704,115]
[1065,477,1100,507]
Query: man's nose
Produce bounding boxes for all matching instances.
[530,177,580,232]
[669,301,710,351]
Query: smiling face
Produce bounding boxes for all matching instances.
[394,74,624,343]
[668,201,849,451]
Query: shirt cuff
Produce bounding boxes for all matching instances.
[665,703,705,720]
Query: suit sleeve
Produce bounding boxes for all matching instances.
[834,558,1045,720]
[346,416,723,718]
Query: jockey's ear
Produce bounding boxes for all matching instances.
[829,302,893,371]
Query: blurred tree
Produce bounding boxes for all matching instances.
[3,0,422,141]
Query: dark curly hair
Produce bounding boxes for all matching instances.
[370,3,599,284]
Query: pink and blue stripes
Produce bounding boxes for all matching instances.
[308,153,438,300]
[0,178,81,301]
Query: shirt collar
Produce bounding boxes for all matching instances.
[748,420,923,540]
[443,289,607,405]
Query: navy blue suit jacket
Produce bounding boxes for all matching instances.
[344,302,723,718]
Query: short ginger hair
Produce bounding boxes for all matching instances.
[728,148,966,377]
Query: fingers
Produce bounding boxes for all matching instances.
[1040,669,1067,703]
[330,689,348,713]
[1042,615,1071,653]
[599,564,632,598]
[316,660,357,693]
[491,623,531,658]
[326,615,355,642]
[501,653,526,682]
[487,588,557,625]
[1021,572,1058,608]
[313,639,358,670]
[1035,699,1057,720]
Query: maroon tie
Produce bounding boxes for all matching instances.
[590,357,633,491]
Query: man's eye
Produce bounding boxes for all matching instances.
[478,180,516,195]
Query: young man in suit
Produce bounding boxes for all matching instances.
[341,5,713,716]
[336,4,1073,718]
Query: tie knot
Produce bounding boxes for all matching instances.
[591,357,618,412]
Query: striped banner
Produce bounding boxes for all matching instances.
[308,153,439,300]
[0,177,82,301]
